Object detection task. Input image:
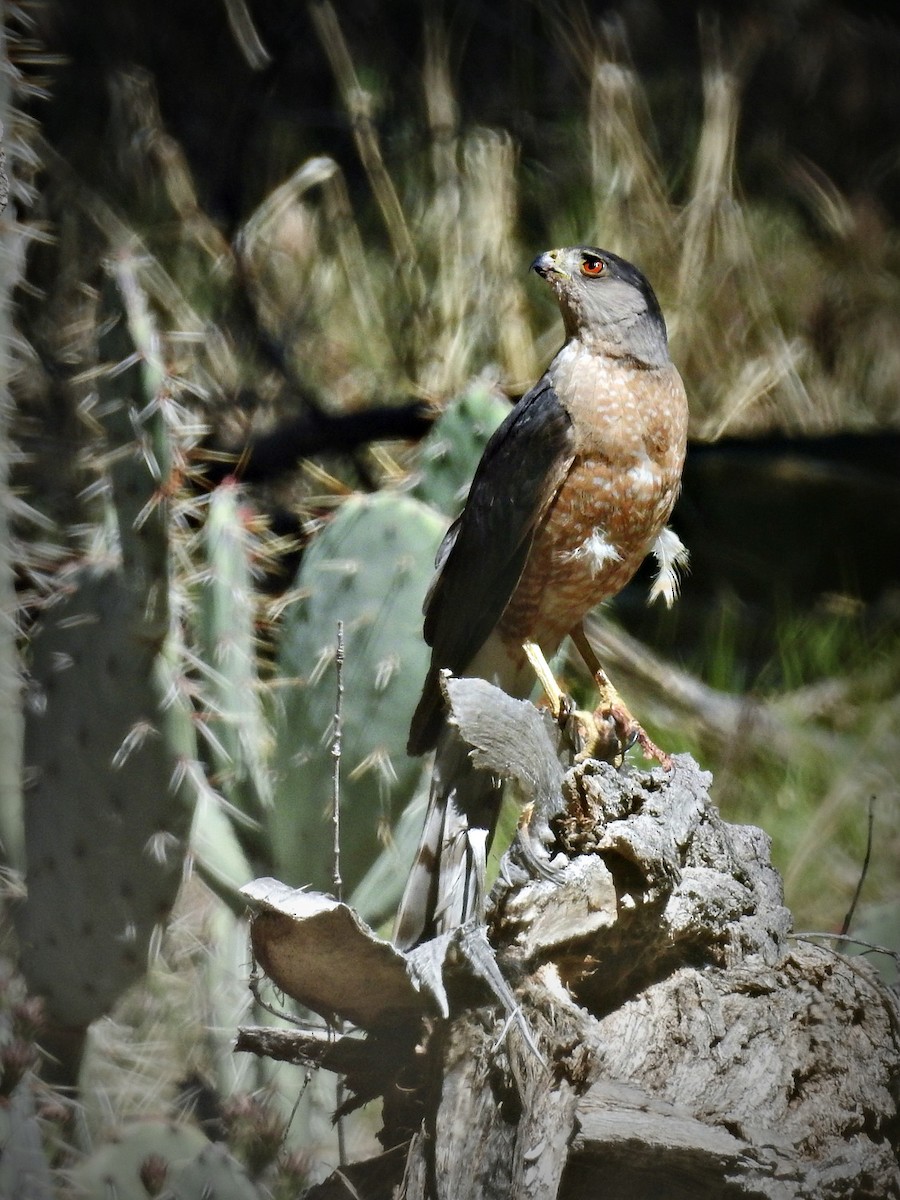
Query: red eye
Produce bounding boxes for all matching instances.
[581,257,604,276]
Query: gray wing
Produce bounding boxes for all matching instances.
[408,375,575,754]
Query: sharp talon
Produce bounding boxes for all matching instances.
[557,692,575,724]
[513,827,563,881]
[573,707,621,764]
[558,699,602,757]
[590,698,673,769]
[534,628,674,768]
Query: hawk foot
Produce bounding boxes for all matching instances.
[524,632,672,768]
[550,692,614,761]
[591,698,672,770]
[574,658,671,768]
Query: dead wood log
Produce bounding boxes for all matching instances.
[238,678,900,1199]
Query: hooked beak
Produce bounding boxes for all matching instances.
[531,249,569,280]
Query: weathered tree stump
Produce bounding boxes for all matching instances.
[238,680,900,1199]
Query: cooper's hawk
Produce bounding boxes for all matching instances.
[395,246,688,950]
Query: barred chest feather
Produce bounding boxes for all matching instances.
[498,341,688,650]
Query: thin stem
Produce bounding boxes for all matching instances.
[330,620,347,1167]
[331,620,344,902]
[840,795,877,938]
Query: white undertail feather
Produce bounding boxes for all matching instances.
[648,526,689,607]
[393,727,500,950]
[562,528,622,576]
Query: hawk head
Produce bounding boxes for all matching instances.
[532,246,669,367]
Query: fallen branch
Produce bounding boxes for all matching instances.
[203,401,436,485]
[580,614,845,760]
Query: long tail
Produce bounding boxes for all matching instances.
[393,723,503,951]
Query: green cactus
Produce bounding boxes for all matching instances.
[0,1084,54,1200]
[0,973,54,1198]
[18,569,197,1029]
[195,481,273,858]
[0,17,27,873]
[338,389,510,923]
[90,254,173,601]
[189,784,256,916]
[349,772,428,926]
[270,491,444,912]
[67,1119,249,1200]
[15,257,200,1078]
[166,1143,262,1200]
[410,384,508,517]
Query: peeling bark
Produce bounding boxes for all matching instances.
[239,678,900,1199]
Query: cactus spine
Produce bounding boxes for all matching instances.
[69,1119,262,1200]
[0,11,26,871]
[411,384,508,516]
[15,255,201,1078]
[270,491,443,911]
[196,481,272,854]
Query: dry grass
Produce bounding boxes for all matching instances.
[30,8,899,452]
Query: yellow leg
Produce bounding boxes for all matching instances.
[522,638,566,717]
[522,638,610,761]
[569,624,672,770]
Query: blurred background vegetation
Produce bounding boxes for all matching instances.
[2,0,899,1192]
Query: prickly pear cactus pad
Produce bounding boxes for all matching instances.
[197,482,273,837]
[16,567,197,1037]
[0,1082,54,1200]
[13,254,203,1069]
[271,492,444,898]
[410,385,508,517]
[68,1118,260,1200]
